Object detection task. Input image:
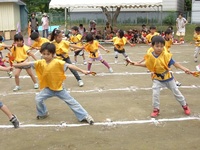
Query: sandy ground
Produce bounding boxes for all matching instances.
[0,39,200,150]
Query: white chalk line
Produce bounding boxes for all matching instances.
[0,116,199,128]
[0,85,200,96]
[0,71,193,79]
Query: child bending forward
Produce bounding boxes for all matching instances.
[83,33,113,73]
[13,42,94,125]
[128,36,191,117]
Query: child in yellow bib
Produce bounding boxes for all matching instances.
[82,33,113,73]
[128,35,191,118]
[0,35,13,77]
[105,29,135,63]
[193,27,200,62]
[70,26,87,65]
[30,32,49,51]
[11,34,38,91]
[164,29,182,86]
[50,28,84,87]
[13,42,94,124]
[145,26,159,45]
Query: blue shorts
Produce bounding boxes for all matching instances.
[0,101,3,108]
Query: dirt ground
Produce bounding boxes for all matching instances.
[0,39,200,150]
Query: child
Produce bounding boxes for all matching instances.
[105,29,135,64]
[0,35,13,78]
[69,26,87,65]
[164,29,182,86]
[104,22,113,40]
[13,42,94,125]
[193,27,200,62]
[0,65,19,128]
[50,28,84,87]
[145,26,159,45]
[141,30,147,44]
[81,33,113,73]
[78,24,86,39]
[41,13,49,38]
[11,34,38,91]
[176,13,188,43]
[127,35,191,117]
[30,32,49,51]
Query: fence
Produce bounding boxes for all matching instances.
[46,11,193,27]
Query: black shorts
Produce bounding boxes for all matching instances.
[74,50,84,56]
[114,47,125,53]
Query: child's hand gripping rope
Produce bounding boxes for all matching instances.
[83,71,97,76]
[88,71,97,76]
[125,58,135,66]
[2,53,15,67]
[190,71,200,77]
[104,49,110,53]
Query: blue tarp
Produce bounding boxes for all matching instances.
[38,26,59,32]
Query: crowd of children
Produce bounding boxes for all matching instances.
[0,23,199,128]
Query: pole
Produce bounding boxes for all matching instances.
[65,8,68,28]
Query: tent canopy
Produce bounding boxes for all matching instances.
[49,0,163,9]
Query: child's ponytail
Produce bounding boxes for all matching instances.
[50,28,62,41]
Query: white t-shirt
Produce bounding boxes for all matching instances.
[176,17,187,33]
[41,17,49,30]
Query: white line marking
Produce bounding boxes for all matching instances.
[0,85,200,96]
[0,71,193,79]
[0,117,199,128]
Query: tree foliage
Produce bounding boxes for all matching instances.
[22,0,50,13]
[184,0,192,11]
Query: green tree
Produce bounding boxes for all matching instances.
[22,0,50,13]
[185,0,192,11]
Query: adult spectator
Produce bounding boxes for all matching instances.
[104,22,113,40]
[176,13,188,43]
[29,12,39,34]
[78,24,86,39]
[41,13,49,38]
[89,20,97,37]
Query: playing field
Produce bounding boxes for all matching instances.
[0,41,200,150]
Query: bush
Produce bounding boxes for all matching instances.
[163,13,176,26]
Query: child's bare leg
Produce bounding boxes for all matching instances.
[100,59,113,72]
[100,59,110,69]
[74,55,77,63]
[82,55,87,65]
[14,68,22,86]
[0,103,20,128]
[82,54,86,61]
[1,105,13,119]
[87,61,92,72]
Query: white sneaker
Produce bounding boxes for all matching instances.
[78,80,84,87]
[109,67,113,73]
[13,86,20,91]
[196,65,200,71]
[175,81,181,86]
[34,83,39,89]
[72,61,77,65]
[84,115,94,125]
[83,61,87,65]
